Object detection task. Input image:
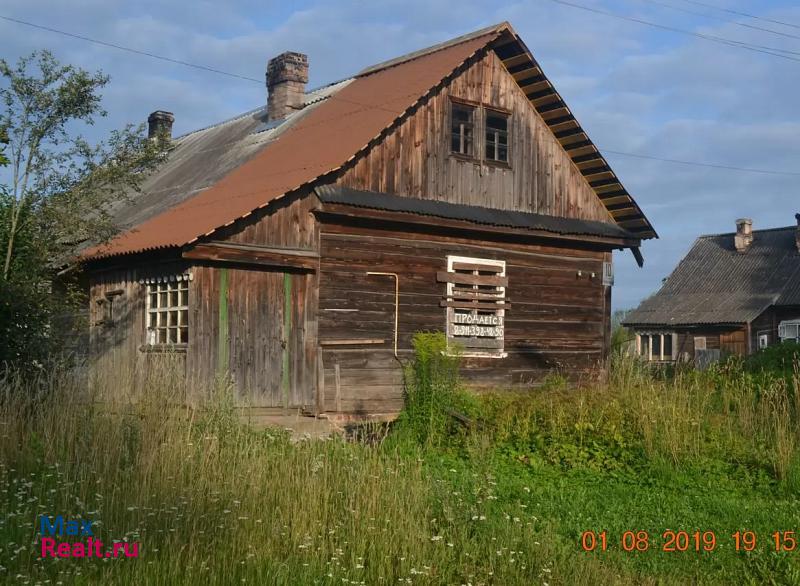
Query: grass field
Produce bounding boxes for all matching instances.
[2,338,800,585]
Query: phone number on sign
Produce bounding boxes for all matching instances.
[580,530,800,553]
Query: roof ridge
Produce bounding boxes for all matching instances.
[699,224,797,239]
[357,22,510,77]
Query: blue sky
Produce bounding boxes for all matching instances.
[2,0,799,309]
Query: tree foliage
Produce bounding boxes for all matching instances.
[0,50,164,366]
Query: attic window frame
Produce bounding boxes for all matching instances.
[484,108,510,164]
[450,99,476,158]
[449,98,512,166]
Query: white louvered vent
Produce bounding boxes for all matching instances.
[602,262,614,287]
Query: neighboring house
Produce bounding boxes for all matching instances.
[624,216,800,364]
[79,22,655,416]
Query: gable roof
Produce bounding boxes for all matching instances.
[82,22,654,261]
[624,226,800,327]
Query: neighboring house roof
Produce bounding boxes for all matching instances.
[624,226,800,327]
[82,22,655,261]
[316,185,639,242]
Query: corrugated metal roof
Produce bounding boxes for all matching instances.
[81,22,654,261]
[624,226,800,326]
[316,185,638,240]
[81,30,499,259]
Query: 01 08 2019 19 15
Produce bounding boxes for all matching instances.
[580,530,800,553]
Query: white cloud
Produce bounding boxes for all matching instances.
[1,0,798,310]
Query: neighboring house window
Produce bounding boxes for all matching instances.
[778,320,800,343]
[145,276,190,345]
[441,255,507,357]
[758,332,770,350]
[450,102,475,157]
[485,110,509,163]
[636,332,675,361]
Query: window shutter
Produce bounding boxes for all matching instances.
[440,256,507,357]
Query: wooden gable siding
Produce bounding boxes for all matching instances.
[185,192,320,409]
[317,219,610,414]
[217,190,318,249]
[335,50,613,223]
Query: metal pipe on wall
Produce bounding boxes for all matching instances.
[366,272,399,357]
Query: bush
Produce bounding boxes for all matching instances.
[395,332,477,448]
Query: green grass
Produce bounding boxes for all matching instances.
[2,339,800,584]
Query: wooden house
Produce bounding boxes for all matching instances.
[79,22,655,416]
[624,217,800,364]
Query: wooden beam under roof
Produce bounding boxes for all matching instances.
[514,70,544,83]
[598,188,628,199]
[563,139,593,151]
[501,53,530,68]
[526,88,557,101]
[543,114,576,127]
[520,79,551,94]
[571,151,603,164]
[591,178,623,189]
[598,195,632,206]
[555,127,586,139]
[559,134,589,148]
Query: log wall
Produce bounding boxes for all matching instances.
[317,220,611,414]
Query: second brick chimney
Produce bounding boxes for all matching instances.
[266,52,308,121]
[735,218,753,253]
[795,213,800,253]
[147,110,174,141]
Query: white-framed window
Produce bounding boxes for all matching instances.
[441,255,507,358]
[778,320,800,343]
[143,275,190,345]
[758,332,770,350]
[636,332,676,361]
[694,336,707,351]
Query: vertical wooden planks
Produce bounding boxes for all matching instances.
[335,50,613,225]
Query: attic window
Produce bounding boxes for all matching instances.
[485,110,509,163]
[441,255,507,358]
[450,102,475,157]
[145,277,189,345]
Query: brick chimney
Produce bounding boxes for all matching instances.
[795,213,800,253]
[147,110,174,141]
[735,218,753,253]
[266,52,308,121]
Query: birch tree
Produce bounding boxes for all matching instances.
[0,50,162,365]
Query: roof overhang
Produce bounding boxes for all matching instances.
[314,185,641,249]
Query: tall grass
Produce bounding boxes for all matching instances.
[481,353,800,485]
[2,356,613,585]
[2,346,800,584]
